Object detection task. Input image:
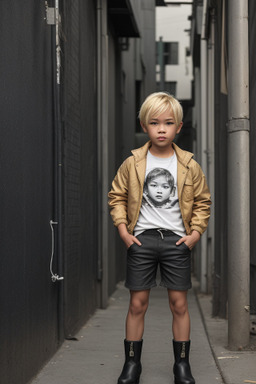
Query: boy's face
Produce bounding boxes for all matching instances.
[141,109,182,155]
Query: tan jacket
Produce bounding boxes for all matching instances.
[108,141,211,235]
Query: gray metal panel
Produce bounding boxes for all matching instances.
[0,1,58,383]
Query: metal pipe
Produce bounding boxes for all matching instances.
[51,0,64,341]
[207,8,215,294]
[201,0,208,40]
[200,38,208,293]
[227,0,250,349]
[158,37,165,91]
[97,0,103,286]
[200,0,208,292]
[97,0,109,309]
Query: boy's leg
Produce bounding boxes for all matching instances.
[167,289,190,340]
[117,290,149,384]
[126,289,150,340]
[168,289,195,384]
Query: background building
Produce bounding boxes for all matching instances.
[155,1,195,156]
[190,0,255,349]
[156,2,193,100]
[0,1,156,383]
[1,1,254,382]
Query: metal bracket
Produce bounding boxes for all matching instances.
[228,118,250,133]
[45,2,56,25]
[45,1,61,84]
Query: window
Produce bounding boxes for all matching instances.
[156,41,179,65]
[164,42,178,65]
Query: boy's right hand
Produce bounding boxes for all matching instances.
[123,233,142,249]
[118,223,142,249]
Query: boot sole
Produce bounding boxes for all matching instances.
[117,378,140,384]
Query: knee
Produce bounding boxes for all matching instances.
[169,299,188,318]
[129,297,148,317]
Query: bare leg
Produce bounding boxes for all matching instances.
[126,290,150,340]
[168,289,190,341]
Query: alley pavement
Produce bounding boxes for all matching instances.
[31,280,256,384]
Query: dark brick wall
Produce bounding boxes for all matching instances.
[62,0,98,336]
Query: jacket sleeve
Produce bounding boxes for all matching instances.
[190,162,211,235]
[108,159,130,228]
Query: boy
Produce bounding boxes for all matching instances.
[108,92,211,384]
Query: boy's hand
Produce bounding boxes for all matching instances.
[176,230,201,250]
[122,233,142,249]
[118,223,142,249]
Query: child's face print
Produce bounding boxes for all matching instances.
[147,175,171,205]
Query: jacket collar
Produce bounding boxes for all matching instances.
[131,141,194,168]
[172,143,194,168]
[130,141,150,187]
[131,141,151,163]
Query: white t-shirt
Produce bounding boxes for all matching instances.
[134,150,186,237]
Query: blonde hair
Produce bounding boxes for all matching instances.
[139,92,183,127]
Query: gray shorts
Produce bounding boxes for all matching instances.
[125,229,192,291]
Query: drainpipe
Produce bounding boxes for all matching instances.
[200,0,209,293]
[206,8,215,294]
[47,0,65,341]
[158,36,165,91]
[227,0,250,349]
[97,0,109,309]
[55,0,65,342]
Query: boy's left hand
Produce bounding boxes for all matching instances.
[176,230,201,250]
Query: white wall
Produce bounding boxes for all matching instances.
[156,4,193,100]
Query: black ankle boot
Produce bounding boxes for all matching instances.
[117,339,143,384]
[173,340,195,384]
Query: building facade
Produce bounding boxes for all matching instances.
[190,0,255,348]
[156,3,193,100]
[0,1,156,383]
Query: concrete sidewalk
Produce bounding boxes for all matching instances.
[196,291,256,384]
[30,282,256,384]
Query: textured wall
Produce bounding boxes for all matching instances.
[0,1,58,383]
[61,0,98,336]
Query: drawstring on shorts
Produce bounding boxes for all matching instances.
[142,228,175,239]
[157,229,165,239]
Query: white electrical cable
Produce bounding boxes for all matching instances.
[50,220,64,282]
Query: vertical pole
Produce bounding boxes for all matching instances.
[158,36,165,90]
[53,0,64,342]
[227,0,250,349]
[207,9,215,294]
[200,32,208,293]
[97,0,109,309]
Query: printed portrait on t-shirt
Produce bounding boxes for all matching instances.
[142,167,179,209]
[134,152,186,237]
